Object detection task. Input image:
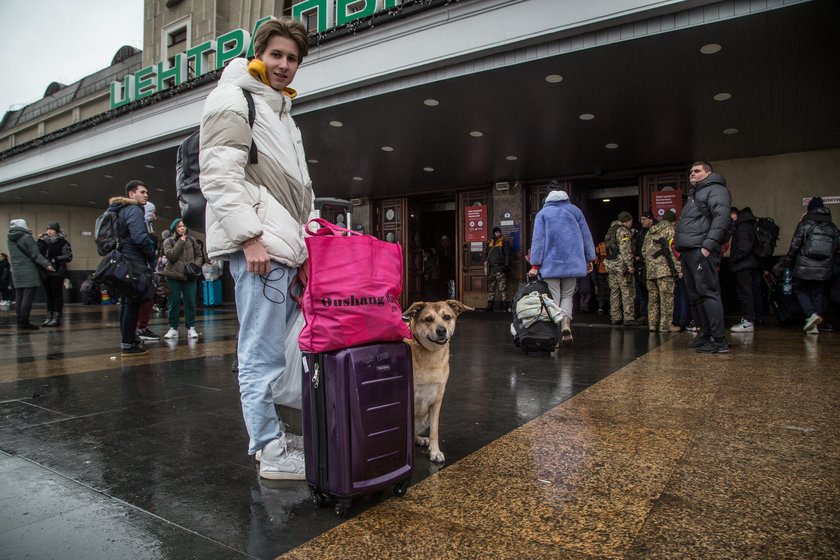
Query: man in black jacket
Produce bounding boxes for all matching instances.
[106,180,155,356]
[675,161,732,353]
[783,197,839,334]
[728,207,760,333]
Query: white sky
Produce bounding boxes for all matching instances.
[0,0,144,113]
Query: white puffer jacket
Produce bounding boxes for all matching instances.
[199,58,314,265]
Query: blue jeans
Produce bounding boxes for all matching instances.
[229,251,297,455]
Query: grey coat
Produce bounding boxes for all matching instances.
[8,225,52,288]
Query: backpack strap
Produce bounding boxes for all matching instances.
[242,89,259,165]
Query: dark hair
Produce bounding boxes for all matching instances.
[254,17,309,60]
[493,226,502,234]
[730,206,739,214]
[691,161,713,173]
[125,180,147,195]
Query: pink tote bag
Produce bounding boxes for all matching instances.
[299,218,410,353]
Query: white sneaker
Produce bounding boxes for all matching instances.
[164,327,179,339]
[730,319,754,333]
[187,327,200,338]
[805,324,819,335]
[255,433,304,462]
[803,313,823,333]
[259,437,306,480]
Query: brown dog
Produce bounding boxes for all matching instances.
[404,300,472,463]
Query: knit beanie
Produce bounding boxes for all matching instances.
[617,211,633,223]
[169,218,183,233]
[661,210,676,222]
[807,197,824,212]
[48,222,61,232]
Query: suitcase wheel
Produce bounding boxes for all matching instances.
[334,500,351,518]
[393,479,410,497]
[309,488,328,508]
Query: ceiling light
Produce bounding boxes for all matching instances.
[69,183,78,187]
[579,113,595,121]
[329,121,343,127]
[144,164,155,169]
[156,188,165,192]
[602,199,611,203]
[104,174,114,179]
[423,99,439,107]
[88,201,97,204]
[15,195,23,199]
[164,206,172,209]
[353,176,363,181]
[505,155,518,161]
[40,190,49,194]
[545,74,563,83]
[381,146,394,152]
[469,131,484,137]
[723,128,739,135]
[605,143,619,149]
[423,167,435,172]
[308,159,319,164]
[713,92,732,101]
[700,43,722,55]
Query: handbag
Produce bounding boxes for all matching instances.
[184,261,203,279]
[299,218,410,353]
[93,249,155,301]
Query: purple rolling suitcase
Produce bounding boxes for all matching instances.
[302,341,414,517]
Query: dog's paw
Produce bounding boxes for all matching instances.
[415,436,430,447]
[429,449,445,463]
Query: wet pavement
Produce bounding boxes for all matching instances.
[0,304,657,559]
[3,303,837,559]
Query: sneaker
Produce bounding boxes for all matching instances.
[688,334,712,348]
[730,319,754,333]
[610,319,623,325]
[164,327,179,339]
[686,321,699,333]
[258,438,306,480]
[121,345,148,356]
[137,328,161,341]
[187,327,200,339]
[669,325,683,333]
[256,433,304,462]
[18,323,39,330]
[623,319,643,327]
[560,316,573,346]
[803,313,823,333]
[649,326,657,332]
[696,338,730,354]
[805,324,819,335]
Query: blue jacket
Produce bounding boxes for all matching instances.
[106,197,155,267]
[530,191,595,279]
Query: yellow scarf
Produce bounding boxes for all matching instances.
[247,59,297,98]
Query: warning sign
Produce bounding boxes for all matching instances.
[652,190,683,219]
[465,206,487,242]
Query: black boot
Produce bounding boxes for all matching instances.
[41,312,55,327]
[48,312,62,327]
[486,300,494,312]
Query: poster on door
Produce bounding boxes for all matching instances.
[465,206,487,242]
[652,190,683,219]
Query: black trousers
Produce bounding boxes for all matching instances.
[732,269,758,322]
[681,248,725,339]
[44,276,65,313]
[120,298,141,347]
[792,278,827,318]
[15,287,36,326]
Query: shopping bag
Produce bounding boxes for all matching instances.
[270,308,305,409]
[299,218,410,352]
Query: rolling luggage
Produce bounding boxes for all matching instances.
[764,271,802,325]
[302,341,414,517]
[202,279,222,306]
[511,276,558,353]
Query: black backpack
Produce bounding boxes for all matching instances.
[94,208,122,256]
[801,222,838,260]
[753,217,780,258]
[176,88,258,233]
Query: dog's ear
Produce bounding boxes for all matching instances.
[445,300,474,316]
[405,301,427,318]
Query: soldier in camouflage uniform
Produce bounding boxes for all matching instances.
[485,226,511,311]
[604,212,641,326]
[642,210,682,332]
